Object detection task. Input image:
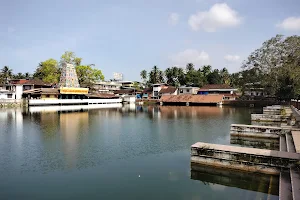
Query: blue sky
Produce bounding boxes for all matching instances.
[1,0,300,81]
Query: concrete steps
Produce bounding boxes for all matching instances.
[279,133,299,200]
[290,167,300,200]
[280,135,287,152]
[286,133,296,153]
[279,171,292,200]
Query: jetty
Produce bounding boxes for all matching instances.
[191,103,300,199]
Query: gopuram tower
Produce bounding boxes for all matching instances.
[59,62,80,88]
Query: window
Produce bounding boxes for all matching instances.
[180,89,183,93]
[7,94,13,98]
[186,89,190,93]
[46,95,50,98]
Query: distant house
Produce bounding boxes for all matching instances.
[94,81,122,94]
[178,86,199,95]
[152,83,168,99]
[142,88,153,99]
[243,82,265,97]
[197,84,238,95]
[159,86,178,97]
[0,79,51,100]
[119,81,134,89]
[114,89,136,96]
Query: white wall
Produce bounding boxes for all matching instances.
[29,98,122,106]
[152,86,162,98]
[15,85,23,99]
[178,88,199,94]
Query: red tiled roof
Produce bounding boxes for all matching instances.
[86,93,118,99]
[159,86,177,94]
[23,88,59,94]
[142,88,153,93]
[114,89,135,94]
[9,79,51,86]
[199,84,233,91]
[160,94,224,103]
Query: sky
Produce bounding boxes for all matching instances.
[1,0,300,81]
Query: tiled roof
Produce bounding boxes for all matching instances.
[159,86,177,94]
[142,88,153,93]
[85,93,118,99]
[23,88,59,94]
[9,79,51,86]
[199,84,233,90]
[114,89,135,94]
[160,94,224,103]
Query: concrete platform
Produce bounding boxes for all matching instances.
[279,171,292,200]
[191,142,300,174]
[292,131,300,153]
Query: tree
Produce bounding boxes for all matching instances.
[186,63,195,72]
[140,70,147,83]
[242,34,300,99]
[220,67,230,84]
[60,51,82,66]
[148,66,164,84]
[13,72,25,79]
[75,65,104,88]
[33,59,60,84]
[0,66,13,84]
[207,69,222,84]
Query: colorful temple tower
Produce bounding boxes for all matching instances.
[59,62,80,88]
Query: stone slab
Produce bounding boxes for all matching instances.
[292,131,300,153]
[191,142,300,160]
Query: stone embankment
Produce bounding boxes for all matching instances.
[0,99,24,108]
[191,105,300,199]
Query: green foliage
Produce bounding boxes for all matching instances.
[33,59,60,84]
[140,70,147,83]
[60,51,82,66]
[242,34,300,100]
[0,66,13,83]
[148,66,164,84]
[75,65,105,87]
[140,64,231,87]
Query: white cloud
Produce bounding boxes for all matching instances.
[224,55,240,62]
[188,3,242,32]
[169,49,210,66]
[168,13,180,26]
[276,17,300,31]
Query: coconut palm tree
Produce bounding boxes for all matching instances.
[140,70,147,83]
[0,66,13,83]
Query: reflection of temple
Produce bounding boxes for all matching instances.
[59,112,89,168]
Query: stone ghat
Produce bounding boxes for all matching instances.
[191,142,300,175]
[251,114,291,122]
[230,124,299,139]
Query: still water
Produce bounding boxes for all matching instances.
[0,105,278,200]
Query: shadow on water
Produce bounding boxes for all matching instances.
[191,164,279,196]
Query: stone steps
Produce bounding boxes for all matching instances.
[279,171,292,200]
[280,135,287,152]
[286,133,296,153]
[290,167,300,200]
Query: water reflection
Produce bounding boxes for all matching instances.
[59,112,89,168]
[191,164,279,197]
[0,105,274,199]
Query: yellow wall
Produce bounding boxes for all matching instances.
[41,94,58,99]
